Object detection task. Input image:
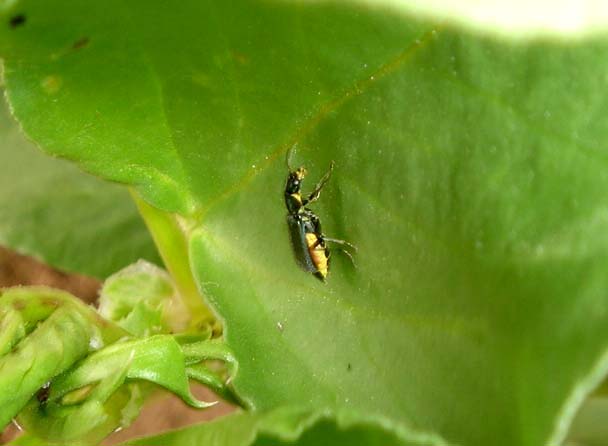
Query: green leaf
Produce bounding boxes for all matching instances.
[0,89,159,278]
[17,335,227,443]
[2,2,608,445]
[0,286,235,444]
[41,335,219,409]
[0,287,125,429]
[124,406,451,446]
[98,260,190,336]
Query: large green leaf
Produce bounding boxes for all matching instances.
[0,87,159,278]
[1,1,608,445]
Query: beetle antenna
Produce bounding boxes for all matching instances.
[286,144,297,171]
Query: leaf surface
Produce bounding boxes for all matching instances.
[0,89,159,278]
[1,2,608,445]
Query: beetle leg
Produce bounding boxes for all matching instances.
[310,236,325,249]
[324,237,357,268]
[304,161,334,205]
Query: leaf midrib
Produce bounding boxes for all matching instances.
[190,27,440,224]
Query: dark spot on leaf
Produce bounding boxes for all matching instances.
[9,14,26,28]
[72,37,90,50]
[347,363,352,371]
[12,299,26,310]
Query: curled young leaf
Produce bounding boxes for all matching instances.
[0,286,236,444]
[0,287,126,430]
[16,334,237,443]
[99,260,191,336]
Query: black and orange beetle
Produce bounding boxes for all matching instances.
[284,147,355,281]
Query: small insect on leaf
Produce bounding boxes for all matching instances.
[283,146,354,281]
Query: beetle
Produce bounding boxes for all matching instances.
[284,147,355,280]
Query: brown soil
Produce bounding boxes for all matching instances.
[0,247,234,445]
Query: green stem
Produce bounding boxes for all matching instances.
[130,190,214,329]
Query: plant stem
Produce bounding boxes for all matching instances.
[130,189,214,329]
